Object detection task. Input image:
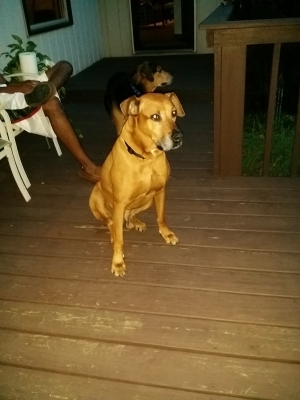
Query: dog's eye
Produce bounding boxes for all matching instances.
[151,114,160,121]
[172,110,177,118]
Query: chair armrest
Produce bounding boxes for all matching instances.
[5,73,40,80]
[0,96,6,111]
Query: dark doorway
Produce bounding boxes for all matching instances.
[130,0,195,52]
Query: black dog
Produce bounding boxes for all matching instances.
[104,61,173,135]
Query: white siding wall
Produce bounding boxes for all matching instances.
[197,0,222,54]
[98,0,133,57]
[0,0,103,75]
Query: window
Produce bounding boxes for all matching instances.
[22,0,73,36]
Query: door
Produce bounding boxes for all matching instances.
[130,0,195,52]
[181,0,194,49]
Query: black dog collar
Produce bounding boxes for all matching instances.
[130,83,142,96]
[124,141,145,159]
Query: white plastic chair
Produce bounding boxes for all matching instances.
[0,99,31,201]
[0,72,62,201]
[5,72,62,157]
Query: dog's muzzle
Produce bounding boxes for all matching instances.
[161,76,174,86]
[157,125,183,151]
[171,125,183,149]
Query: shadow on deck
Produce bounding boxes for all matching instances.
[0,55,300,399]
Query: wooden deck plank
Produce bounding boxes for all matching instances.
[0,275,299,327]
[166,186,300,201]
[166,199,300,216]
[1,235,299,272]
[1,219,299,252]
[1,300,299,362]
[0,365,228,400]
[0,330,299,399]
[1,205,299,232]
[3,181,300,202]
[2,194,299,216]
[1,253,300,297]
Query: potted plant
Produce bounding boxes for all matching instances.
[0,34,52,78]
[0,34,66,98]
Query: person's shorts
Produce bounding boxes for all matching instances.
[6,106,41,123]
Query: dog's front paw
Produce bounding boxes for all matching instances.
[111,261,126,277]
[160,230,179,245]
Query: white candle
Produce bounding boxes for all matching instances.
[19,52,39,81]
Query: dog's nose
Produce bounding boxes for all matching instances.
[171,126,183,143]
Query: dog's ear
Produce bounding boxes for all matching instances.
[165,92,185,117]
[140,61,155,82]
[120,96,140,116]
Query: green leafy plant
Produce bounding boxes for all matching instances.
[242,113,299,176]
[0,34,51,75]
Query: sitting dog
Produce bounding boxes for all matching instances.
[104,61,173,135]
[89,92,185,276]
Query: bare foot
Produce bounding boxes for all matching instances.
[79,166,101,183]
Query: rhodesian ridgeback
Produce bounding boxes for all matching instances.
[89,92,185,276]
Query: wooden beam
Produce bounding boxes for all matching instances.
[291,87,300,177]
[200,17,300,32]
[213,46,222,175]
[219,45,246,176]
[213,25,300,47]
[263,44,281,177]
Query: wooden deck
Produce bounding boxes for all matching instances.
[0,59,300,399]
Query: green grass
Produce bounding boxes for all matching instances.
[242,113,299,176]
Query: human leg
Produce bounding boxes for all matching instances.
[42,97,100,181]
[45,61,73,89]
[2,62,100,182]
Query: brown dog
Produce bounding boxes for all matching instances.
[89,92,185,276]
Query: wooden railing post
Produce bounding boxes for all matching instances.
[216,45,246,176]
[263,43,281,176]
[291,86,300,176]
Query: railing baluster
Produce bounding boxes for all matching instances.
[263,43,281,176]
[291,86,300,176]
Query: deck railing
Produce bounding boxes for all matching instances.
[200,6,300,176]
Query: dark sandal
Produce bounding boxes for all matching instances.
[24,82,56,107]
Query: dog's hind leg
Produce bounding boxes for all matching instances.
[89,184,113,241]
[124,199,153,232]
[126,215,146,232]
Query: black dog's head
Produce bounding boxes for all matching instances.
[134,61,173,92]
